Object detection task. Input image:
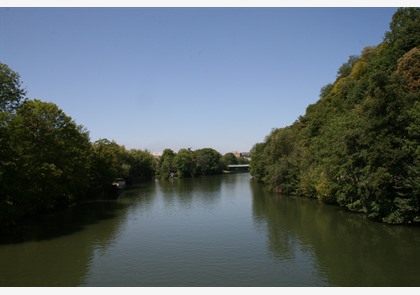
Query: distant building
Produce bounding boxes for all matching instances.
[233,151,241,158]
[240,152,251,158]
[233,151,251,159]
[152,152,162,158]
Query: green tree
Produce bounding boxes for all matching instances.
[89,139,129,193]
[385,8,420,59]
[159,148,176,179]
[250,8,420,224]
[195,148,224,175]
[337,55,360,78]
[250,142,268,182]
[159,149,176,166]
[222,152,238,167]
[237,155,250,164]
[0,63,26,113]
[127,149,156,180]
[173,148,197,178]
[396,47,420,92]
[1,100,91,224]
[0,63,27,210]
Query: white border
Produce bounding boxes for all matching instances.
[0,1,417,7]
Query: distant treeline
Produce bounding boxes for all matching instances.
[250,8,419,224]
[0,63,248,226]
[157,148,249,179]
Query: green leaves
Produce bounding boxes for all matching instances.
[0,63,26,113]
[157,148,232,179]
[90,139,157,190]
[1,100,92,223]
[173,148,197,178]
[195,148,223,175]
[250,8,420,224]
[385,8,420,58]
[0,95,159,225]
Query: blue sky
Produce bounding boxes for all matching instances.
[0,7,398,154]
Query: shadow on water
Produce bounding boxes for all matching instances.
[250,180,420,286]
[0,180,159,246]
[0,198,130,286]
[0,184,158,287]
[0,197,130,245]
[2,175,419,287]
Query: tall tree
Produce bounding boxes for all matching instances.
[0,63,26,113]
[250,8,420,224]
[1,100,91,223]
[0,63,27,208]
[222,152,238,167]
[195,148,224,175]
[159,148,176,179]
[89,139,129,193]
[174,148,197,178]
[127,149,156,180]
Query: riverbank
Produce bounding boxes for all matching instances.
[1,173,419,286]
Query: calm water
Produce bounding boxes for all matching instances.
[1,173,420,287]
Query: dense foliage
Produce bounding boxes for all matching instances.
[0,62,242,225]
[157,148,248,179]
[4,100,92,215]
[88,139,157,194]
[250,8,420,224]
[0,66,157,225]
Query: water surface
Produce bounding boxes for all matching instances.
[1,174,419,286]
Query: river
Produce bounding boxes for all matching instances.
[1,173,419,287]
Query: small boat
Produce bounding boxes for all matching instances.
[112,178,126,190]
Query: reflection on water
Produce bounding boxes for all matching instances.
[250,181,420,286]
[1,174,419,286]
[0,201,128,286]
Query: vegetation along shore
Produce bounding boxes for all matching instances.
[1,8,419,227]
[250,8,419,225]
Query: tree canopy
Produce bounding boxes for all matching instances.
[0,63,157,225]
[1,99,92,222]
[157,148,246,179]
[0,63,26,113]
[250,8,420,224]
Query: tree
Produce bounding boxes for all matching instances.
[222,153,238,167]
[1,100,91,223]
[0,63,27,211]
[195,148,224,175]
[250,143,268,182]
[396,47,420,92]
[173,148,197,178]
[127,149,156,180]
[89,139,129,193]
[159,148,176,179]
[0,63,26,113]
[159,149,176,166]
[385,8,420,59]
[337,55,360,78]
[250,8,420,224]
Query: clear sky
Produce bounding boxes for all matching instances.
[0,6,398,154]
